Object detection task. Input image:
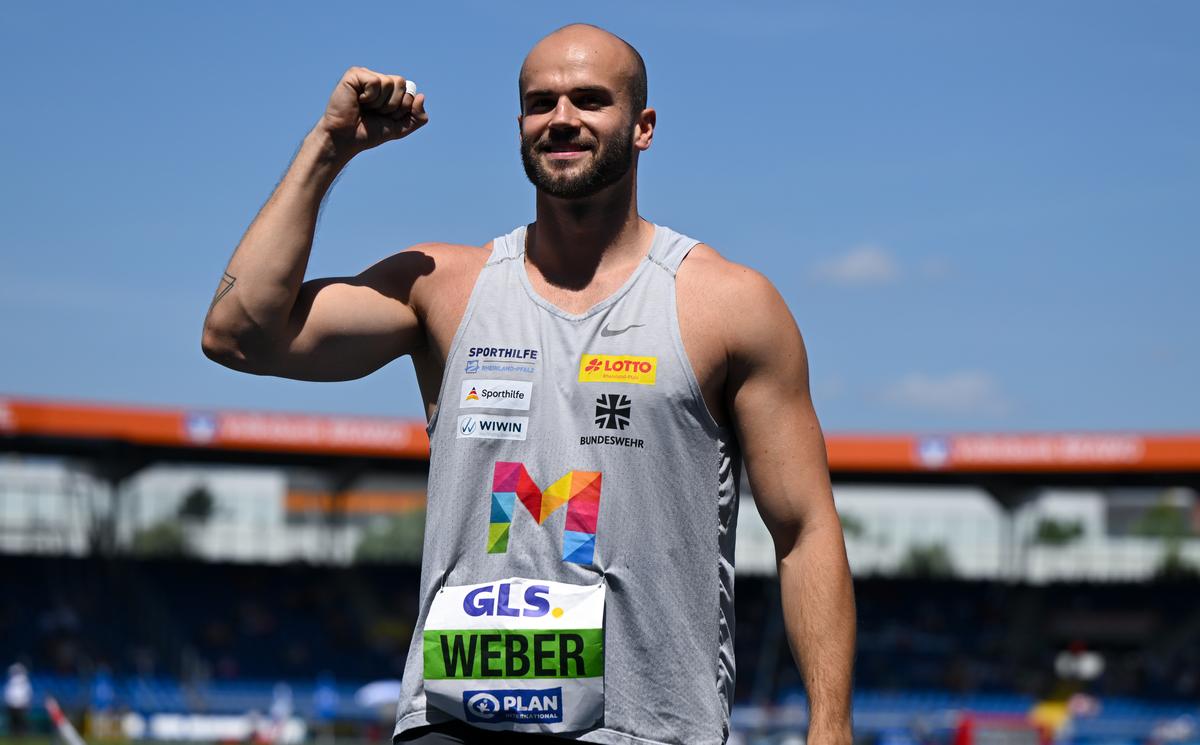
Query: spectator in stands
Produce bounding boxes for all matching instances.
[4,662,31,736]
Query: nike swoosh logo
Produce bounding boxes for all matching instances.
[600,323,645,337]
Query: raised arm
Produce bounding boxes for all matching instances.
[201,67,430,381]
[726,271,855,744]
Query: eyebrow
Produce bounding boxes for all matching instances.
[523,85,613,101]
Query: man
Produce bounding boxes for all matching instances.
[4,663,31,737]
[202,23,854,745]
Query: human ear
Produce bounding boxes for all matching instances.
[634,108,656,151]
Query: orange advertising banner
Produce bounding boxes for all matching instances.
[828,433,1200,472]
[2,395,1198,472]
[0,395,430,459]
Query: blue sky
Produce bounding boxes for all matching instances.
[1,2,1196,432]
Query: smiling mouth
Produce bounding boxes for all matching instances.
[542,138,593,151]
[542,144,591,161]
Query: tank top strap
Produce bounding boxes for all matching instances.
[488,224,528,264]
[646,223,701,276]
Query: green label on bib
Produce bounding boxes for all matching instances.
[423,628,604,680]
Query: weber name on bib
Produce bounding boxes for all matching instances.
[423,577,605,733]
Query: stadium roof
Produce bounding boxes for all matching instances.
[2,394,1198,487]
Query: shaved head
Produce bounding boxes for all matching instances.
[519,23,647,116]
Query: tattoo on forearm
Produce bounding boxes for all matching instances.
[209,272,236,310]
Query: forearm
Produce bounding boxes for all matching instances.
[778,513,856,742]
[202,127,349,362]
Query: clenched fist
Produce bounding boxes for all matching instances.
[318,66,429,159]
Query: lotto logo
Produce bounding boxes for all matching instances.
[577,355,657,385]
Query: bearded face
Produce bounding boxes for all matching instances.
[520,117,637,200]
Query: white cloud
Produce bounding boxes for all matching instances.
[881,371,1012,417]
[812,244,900,286]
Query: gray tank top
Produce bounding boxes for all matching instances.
[393,223,741,745]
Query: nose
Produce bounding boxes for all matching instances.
[549,95,582,131]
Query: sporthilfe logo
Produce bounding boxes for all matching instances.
[488,462,602,565]
[464,345,539,375]
[467,346,538,360]
[577,355,657,385]
[460,380,532,411]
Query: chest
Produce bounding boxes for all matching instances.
[450,262,727,430]
[417,253,729,429]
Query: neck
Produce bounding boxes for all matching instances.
[527,172,649,290]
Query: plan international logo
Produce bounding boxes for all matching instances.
[463,688,564,724]
[488,462,602,565]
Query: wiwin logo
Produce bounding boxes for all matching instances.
[481,419,523,433]
[457,414,529,441]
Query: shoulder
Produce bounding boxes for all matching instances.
[677,243,780,299]
[676,242,799,359]
[395,241,491,277]
[349,241,490,328]
[363,241,488,293]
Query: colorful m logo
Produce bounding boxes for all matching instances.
[488,462,602,565]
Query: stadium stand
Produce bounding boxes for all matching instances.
[4,555,1199,743]
[4,397,1200,742]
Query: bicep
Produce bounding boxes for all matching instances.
[729,280,836,556]
[268,250,432,381]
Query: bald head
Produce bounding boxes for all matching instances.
[519,23,647,116]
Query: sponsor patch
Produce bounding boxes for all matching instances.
[465,346,539,376]
[463,688,564,724]
[460,380,532,411]
[468,346,539,361]
[489,463,601,565]
[577,355,657,385]
[594,394,631,430]
[458,415,529,441]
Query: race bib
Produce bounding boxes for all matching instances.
[423,577,605,733]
